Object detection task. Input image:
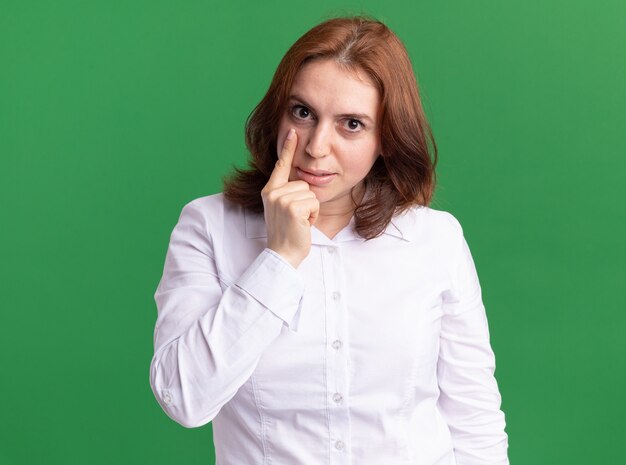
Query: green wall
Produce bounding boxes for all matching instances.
[1,1,624,464]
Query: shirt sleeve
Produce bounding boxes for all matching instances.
[149,200,305,428]
[437,214,509,464]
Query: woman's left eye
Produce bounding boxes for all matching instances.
[344,119,363,132]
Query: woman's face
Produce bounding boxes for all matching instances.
[276,59,382,215]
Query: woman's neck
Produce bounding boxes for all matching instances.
[313,183,366,239]
[314,209,354,239]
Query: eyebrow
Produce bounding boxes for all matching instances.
[288,94,375,124]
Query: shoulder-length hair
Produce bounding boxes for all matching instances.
[223,16,437,240]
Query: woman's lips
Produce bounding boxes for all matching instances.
[296,167,337,186]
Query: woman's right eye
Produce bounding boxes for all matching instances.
[291,105,312,120]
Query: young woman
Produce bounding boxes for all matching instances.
[150,16,509,465]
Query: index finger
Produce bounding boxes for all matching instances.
[267,128,297,188]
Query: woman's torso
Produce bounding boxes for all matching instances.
[204,193,459,465]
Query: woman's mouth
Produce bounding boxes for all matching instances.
[296,167,337,186]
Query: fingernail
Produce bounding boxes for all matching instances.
[286,128,295,140]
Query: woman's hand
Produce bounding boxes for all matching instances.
[261,128,319,269]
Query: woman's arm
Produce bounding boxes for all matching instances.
[149,199,304,428]
[437,215,509,464]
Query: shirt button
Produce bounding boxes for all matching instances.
[332,392,343,403]
[332,339,343,350]
[327,247,335,254]
[332,291,341,301]
[335,440,344,450]
[163,393,172,405]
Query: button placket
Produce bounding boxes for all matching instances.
[321,245,351,463]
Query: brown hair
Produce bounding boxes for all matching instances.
[223,16,437,240]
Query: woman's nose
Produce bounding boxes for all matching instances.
[305,123,332,158]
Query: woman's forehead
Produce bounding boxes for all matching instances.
[289,59,380,116]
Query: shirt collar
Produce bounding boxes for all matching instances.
[244,208,417,243]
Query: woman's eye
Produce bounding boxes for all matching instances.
[291,105,311,120]
[344,119,363,132]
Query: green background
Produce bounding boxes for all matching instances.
[1,1,624,463]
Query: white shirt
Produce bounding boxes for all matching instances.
[150,193,509,465]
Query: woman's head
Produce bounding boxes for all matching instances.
[224,16,437,239]
[276,58,383,217]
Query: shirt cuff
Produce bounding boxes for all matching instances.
[234,248,305,332]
